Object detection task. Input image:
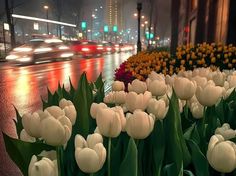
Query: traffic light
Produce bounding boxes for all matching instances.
[104,25,109,33]
[113,25,118,32]
[81,21,87,30]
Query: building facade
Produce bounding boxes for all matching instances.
[178,0,236,45]
[105,0,124,32]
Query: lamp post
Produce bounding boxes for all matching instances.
[44,5,49,34]
[137,3,142,53]
[91,14,95,40]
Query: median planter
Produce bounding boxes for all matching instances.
[4,43,236,176]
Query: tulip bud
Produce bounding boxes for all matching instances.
[148,71,165,81]
[126,91,152,112]
[95,107,122,137]
[215,123,236,140]
[103,91,127,104]
[192,76,207,88]
[41,115,72,146]
[207,134,236,173]
[90,103,107,119]
[20,129,36,143]
[128,79,147,94]
[59,98,73,109]
[196,83,223,107]
[112,81,125,91]
[125,110,154,139]
[190,101,204,119]
[22,111,46,138]
[212,71,226,86]
[45,106,65,119]
[173,77,196,100]
[74,134,106,173]
[147,98,168,120]
[228,75,236,88]
[147,80,167,97]
[63,105,77,125]
[111,106,126,131]
[223,87,235,100]
[28,155,57,176]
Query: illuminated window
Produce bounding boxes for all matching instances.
[191,0,198,11]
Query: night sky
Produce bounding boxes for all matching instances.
[0,0,170,39]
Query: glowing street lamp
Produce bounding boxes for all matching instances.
[141,15,145,19]
[134,13,138,17]
[44,5,49,34]
[144,21,148,24]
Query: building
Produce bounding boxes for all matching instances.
[177,0,236,45]
[105,0,124,33]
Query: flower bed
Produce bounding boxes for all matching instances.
[115,43,236,83]
[3,43,236,176]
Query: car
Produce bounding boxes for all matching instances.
[6,38,73,64]
[70,40,103,58]
[100,42,116,54]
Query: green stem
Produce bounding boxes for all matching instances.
[56,146,64,176]
[108,137,111,176]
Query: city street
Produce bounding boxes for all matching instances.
[0,52,133,176]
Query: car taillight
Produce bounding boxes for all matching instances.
[97,47,103,50]
[82,48,90,51]
[107,47,112,51]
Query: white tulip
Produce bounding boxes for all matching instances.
[192,76,208,88]
[193,68,212,79]
[215,123,236,140]
[74,134,106,173]
[207,134,236,173]
[95,107,122,137]
[212,71,226,86]
[41,115,72,146]
[22,111,47,138]
[173,77,196,100]
[87,133,103,148]
[228,75,236,88]
[59,99,77,125]
[90,103,107,119]
[223,87,235,100]
[63,105,77,125]
[148,71,165,81]
[126,110,154,139]
[196,83,223,106]
[224,81,230,90]
[165,74,176,86]
[28,155,57,176]
[147,98,168,120]
[38,150,57,161]
[103,91,127,104]
[147,80,167,97]
[111,106,126,131]
[190,101,204,119]
[128,79,147,94]
[45,106,65,119]
[112,81,125,91]
[20,129,36,143]
[179,99,186,113]
[59,98,73,109]
[126,91,152,112]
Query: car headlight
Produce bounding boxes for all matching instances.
[13,47,32,52]
[58,46,69,50]
[6,54,18,60]
[34,47,52,53]
[17,57,32,62]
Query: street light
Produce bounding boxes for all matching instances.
[134,13,138,17]
[91,14,96,40]
[141,15,145,19]
[44,5,49,34]
[137,3,142,53]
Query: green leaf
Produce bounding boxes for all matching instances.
[187,139,209,176]
[183,170,195,176]
[205,106,219,142]
[94,73,104,89]
[119,138,137,176]
[74,73,93,138]
[215,99,225,124]
[3,133,54,176]
[152,120,165,176]
[184,123,195,140]
[163,162,183,176]
[12,106,23,137]
[164,90,191,169]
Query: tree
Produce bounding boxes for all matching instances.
[5,0,15,48]
[195,0,207,44]
[170,0,180,55]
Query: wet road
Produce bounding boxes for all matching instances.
[0,52,133,176]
